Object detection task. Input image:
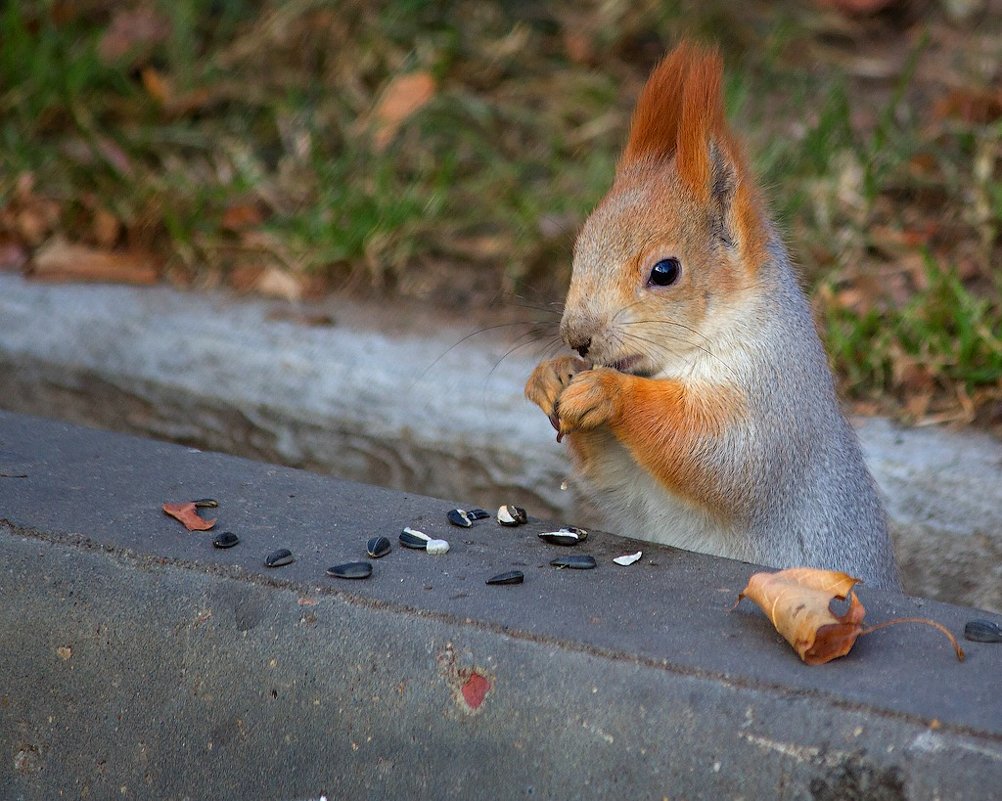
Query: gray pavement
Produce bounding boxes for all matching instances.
[0,272,1000,613]
[1,411,1000,799]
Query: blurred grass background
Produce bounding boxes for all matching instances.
[1,0,1000,429]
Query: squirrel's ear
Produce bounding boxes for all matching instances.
[674,46,726,200]
[618,43,694,170]
[622,42,767,262]
[619,41,724,179]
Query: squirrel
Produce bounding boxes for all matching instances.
[524,41,900,589]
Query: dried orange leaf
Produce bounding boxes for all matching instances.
[372,71,436,151]
[738,567,865,665]
[31,238,157,285]
[162,502,216,531]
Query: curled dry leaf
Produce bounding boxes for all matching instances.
[371,71,436,151]
[162,502,216,531]
[31,238,157,285]
[737,567,965,665]
[738,568,866,665]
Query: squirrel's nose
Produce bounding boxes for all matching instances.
[570,337,591,358]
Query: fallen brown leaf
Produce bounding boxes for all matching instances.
[739,568,865,665]
[254,265,304,301]
[92,208,121,248]
[372,71,436,151]
[30,238,158,285]
[98,7,171,66]
[141,67,173,106]
[934,87,1002,125]
[222,203,264,232]
[162,502,216,531]
[738,567,965,665]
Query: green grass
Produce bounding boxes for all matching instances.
[1,0,999,423]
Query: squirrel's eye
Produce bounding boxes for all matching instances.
[648,258,681,287]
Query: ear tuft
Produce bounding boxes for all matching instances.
[619,40,725,183]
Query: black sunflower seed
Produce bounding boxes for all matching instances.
[264,548,294,567]
[486,570,524,585]
[964,619,1002,643]
[326,561,373,579]
[467,508,490,521]
[212,531,240,549]
[550,554,596,570]
[399,528,430,549]
[538,529,582,546]
[366,536,392,558]
[447,508,473,528]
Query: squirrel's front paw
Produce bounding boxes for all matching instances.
[555,368,624,436]
[525,356,591,420]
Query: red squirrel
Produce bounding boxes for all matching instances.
[525,41,900,589]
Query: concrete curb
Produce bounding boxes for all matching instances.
[0,274,999,611]
[2,411,1000,799]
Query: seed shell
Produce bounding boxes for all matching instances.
[399,527,430,549]
[212,531,240,549]
[613,551,643,566]
[426,539,450,555]
[193,498,219,508]
[366,535,392,558]
[447,508,473,528]
[486,570,524,585]
[964,619,1002,643]
[326,561,373,579]
[265,548,294,567]
[467,508,490,521]
[550,554,597,570]
[538,527,586,546]
[497,505,528,526]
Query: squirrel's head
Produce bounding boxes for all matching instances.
[561,41,768,378]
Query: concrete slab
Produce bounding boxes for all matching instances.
[1,274,1000,612]
[1,411,1000,799]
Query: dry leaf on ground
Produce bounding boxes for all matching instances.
[162,502,217,531]
[30,238,158,285]
[372,71,436,151]
[98,7,171,65]
[737,567,965,665]
[738,568,865,665]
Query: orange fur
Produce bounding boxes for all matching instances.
[607,376,744,516]
[619,44,692,169]
[618,40,769,272]
[556,369,745,517]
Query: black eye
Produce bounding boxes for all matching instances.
[648,258,681,287]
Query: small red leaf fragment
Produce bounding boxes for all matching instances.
[461,672,491,710]
[162,502,216,531]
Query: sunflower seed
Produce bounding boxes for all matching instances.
[193,498,219,508]
[613,551,643,566]
[366,536,391,558]
[538,527,586,546]
[497,505,528,526]
[264,548,294,567]
[486,570,524,585]
[964,619,1002,643]
[326,561,372,579]
[212,531,240,549]
[426,539,450,555]
[467,508,490,521]
[550,554,596,570]
[399,527,430,549]
[447,509,473,528]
